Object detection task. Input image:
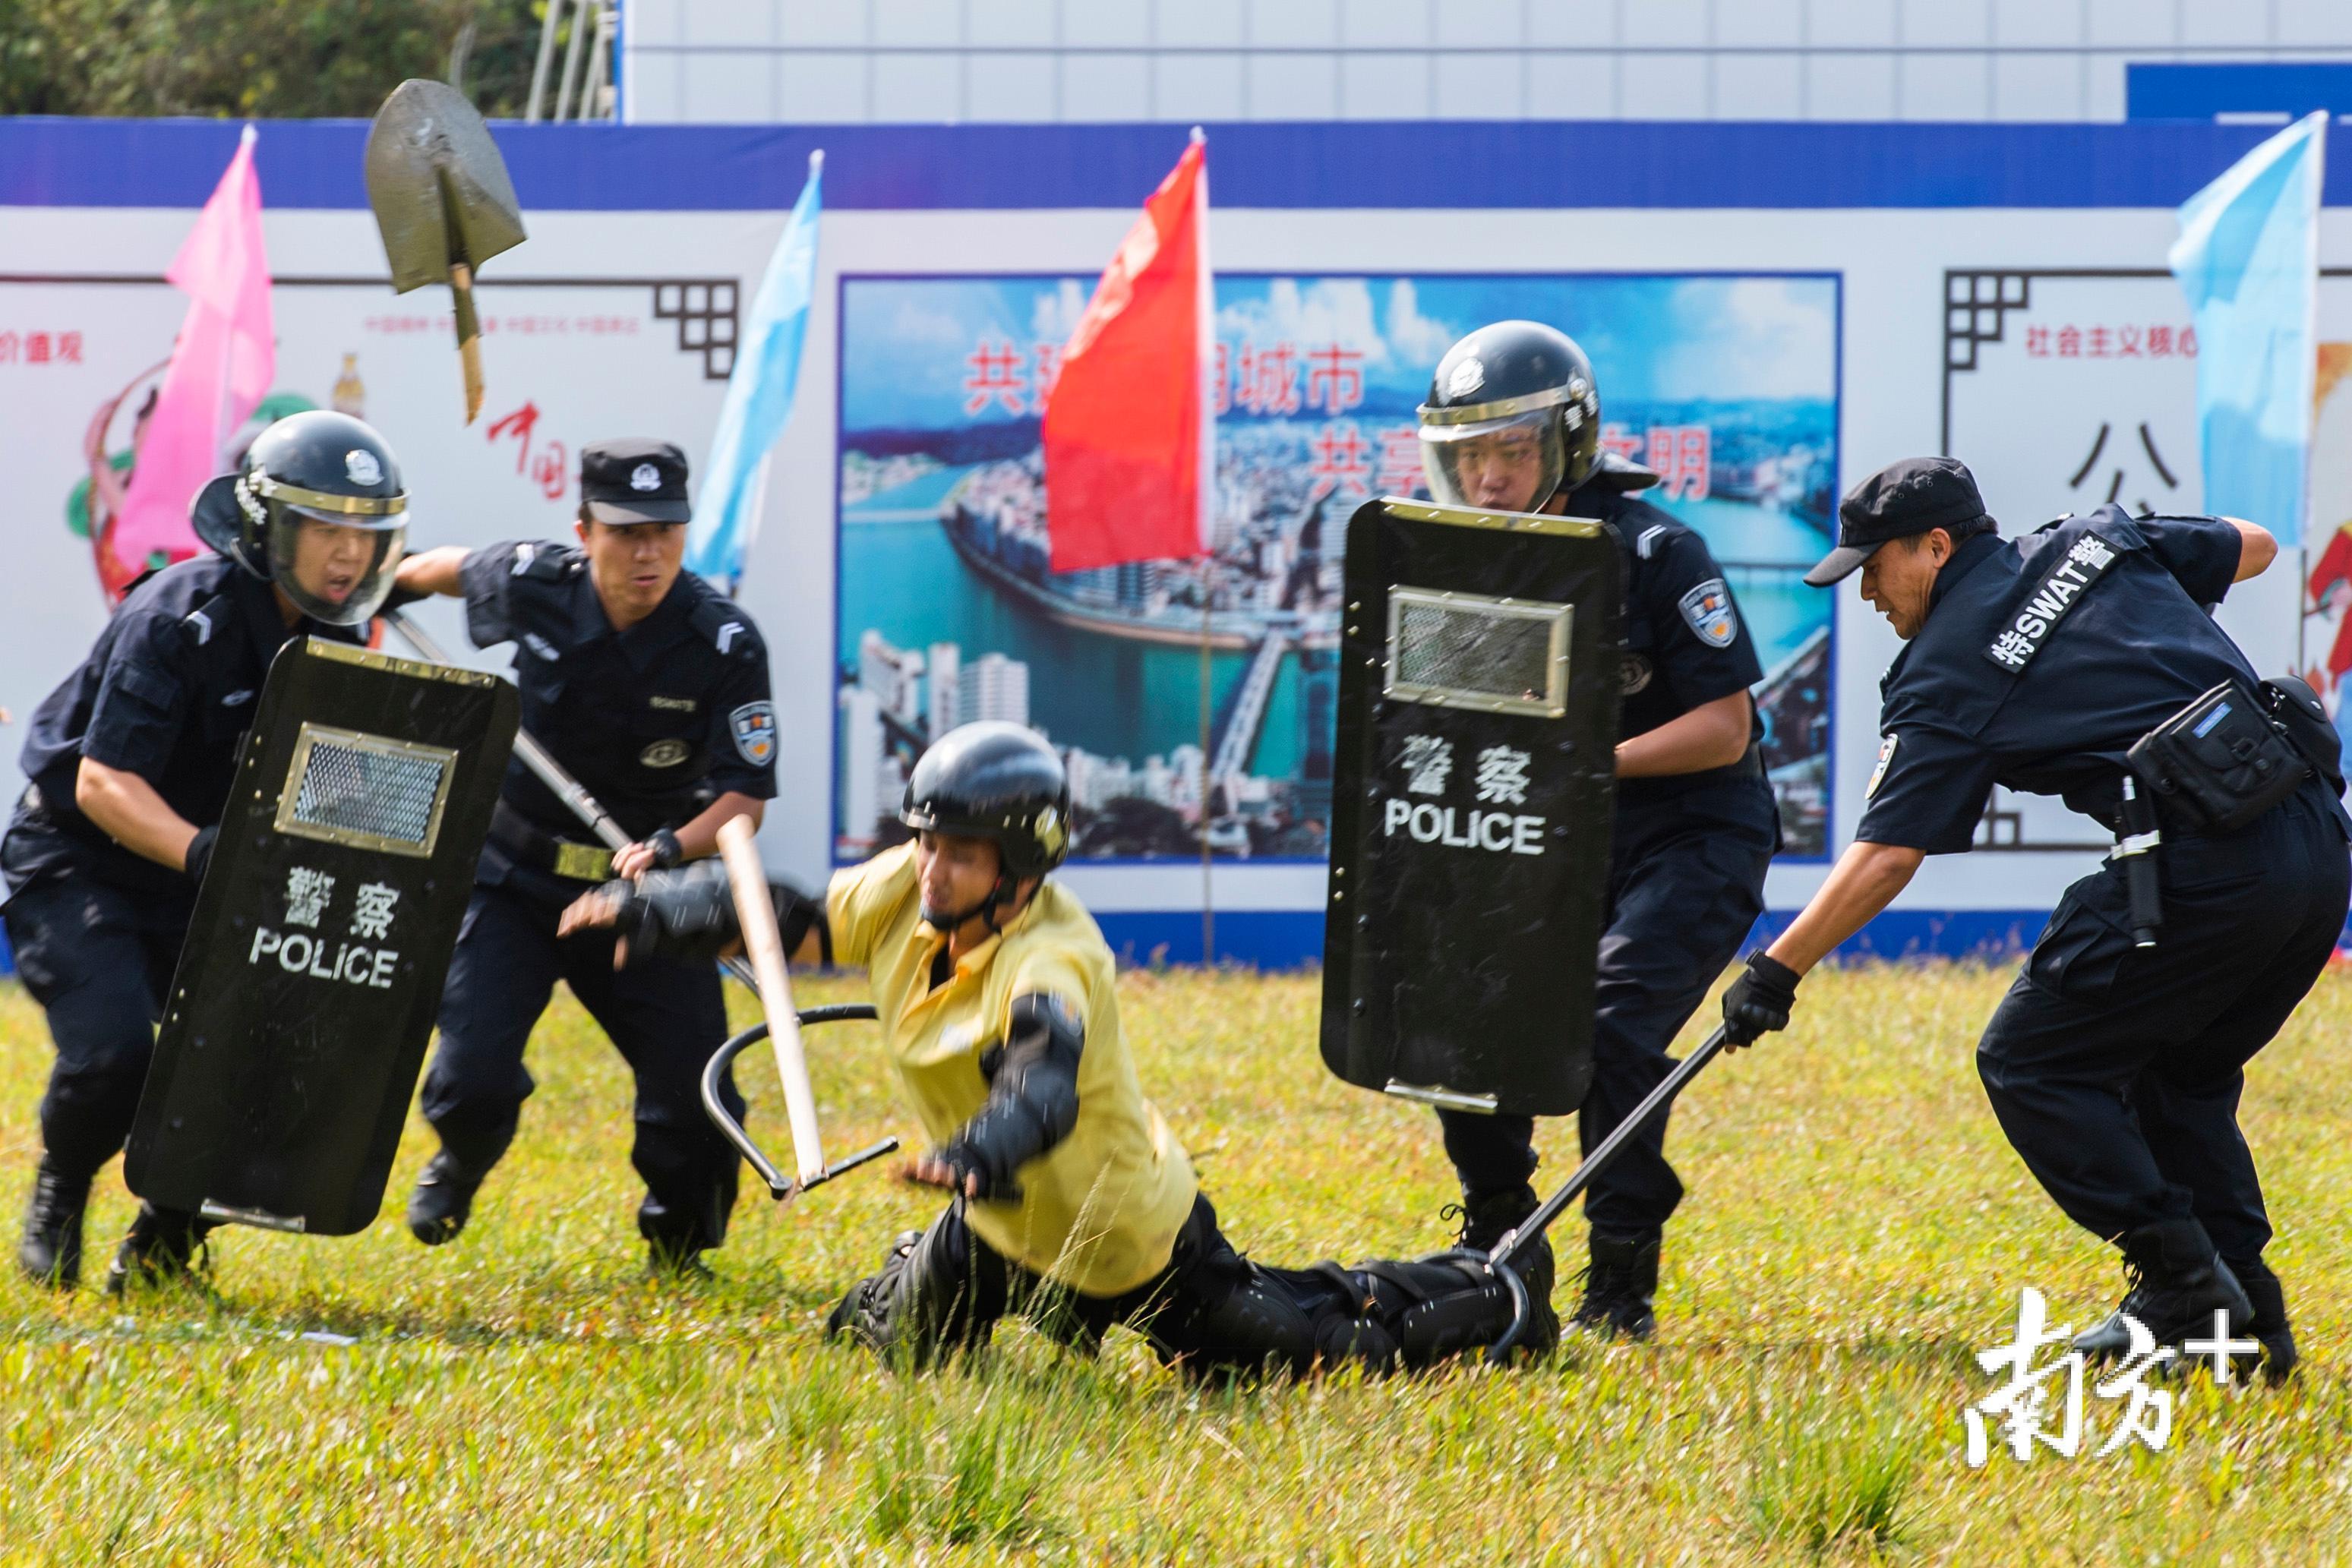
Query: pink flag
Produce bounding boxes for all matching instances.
[114,125,274,579]
[1043,131,1212,573]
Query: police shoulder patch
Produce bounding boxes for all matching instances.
[730,701,777,768]
[1677,578,1739,648]
[1866,734,1898,798]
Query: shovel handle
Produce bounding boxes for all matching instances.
[450,262,484,424]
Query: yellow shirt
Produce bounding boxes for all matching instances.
[826,844,1198,1296]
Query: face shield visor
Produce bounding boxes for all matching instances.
[249,475,408,626]
[1417,402,1567,515]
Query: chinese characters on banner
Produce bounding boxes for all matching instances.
[0,330,84,364]
[485,401,570,502]
[964,330,1716,506]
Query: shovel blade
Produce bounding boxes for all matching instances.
[364,79,526,294]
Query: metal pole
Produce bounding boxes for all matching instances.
[526,0,566,124]
[1487,1026,1729,1276]
[582,5,615,121]
[1198,557,1214,964]
[554,0,592,122]
[1473,1024,1731,1362]
[382,610,766,999]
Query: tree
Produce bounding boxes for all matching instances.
[0,1,585,119]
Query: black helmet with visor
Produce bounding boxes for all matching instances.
[190,409,408,626]
[1418,320,1602,514]
[900,721,1072,929]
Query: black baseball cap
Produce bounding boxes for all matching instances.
[1805,456,1990,586]
[581,438,690,525]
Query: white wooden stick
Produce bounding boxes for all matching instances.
[715,816,826,1188]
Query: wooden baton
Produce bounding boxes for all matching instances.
[715,816,828,1189]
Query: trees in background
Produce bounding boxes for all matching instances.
[0,1,570,118]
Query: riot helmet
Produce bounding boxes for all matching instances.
[900,721,1072,928]
[190,410,408,626]
[1418,321,1602,513]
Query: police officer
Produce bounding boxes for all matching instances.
[5,410,407,1291]
[389,439,775,1276]
[1722,456,2347,1380]
[1414,322,1781,1343]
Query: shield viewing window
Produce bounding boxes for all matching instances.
[1384,586,1572,718]
[273,724,459,858]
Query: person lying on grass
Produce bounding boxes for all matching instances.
[560,721,1521,1375]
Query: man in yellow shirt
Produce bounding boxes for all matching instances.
[572,724,1321,1371]
[573,722,1536,1372]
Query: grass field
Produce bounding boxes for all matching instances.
[3,961,2350,1564]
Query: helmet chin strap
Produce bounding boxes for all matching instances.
[920,874,1018,939]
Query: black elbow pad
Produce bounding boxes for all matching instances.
[774,880,832,967]
[937,993,1085,1199]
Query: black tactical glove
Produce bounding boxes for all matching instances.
[604,860,737,965]
[601,861,828,969]
[643,827,685,870]
[1722,951,1801,1046]
[183,824,219,887]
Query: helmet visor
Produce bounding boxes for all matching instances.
[1419,409,1566,514]
[267,509,406,626]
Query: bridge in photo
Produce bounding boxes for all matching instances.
[1208,628,1291,788]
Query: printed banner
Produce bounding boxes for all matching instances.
[835,273,1842,862]
[1943,268,2352,848]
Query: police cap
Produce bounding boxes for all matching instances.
[581,438,691,525]
[1804,456,1990,586]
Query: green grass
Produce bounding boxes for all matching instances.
[5,962,2352,1563]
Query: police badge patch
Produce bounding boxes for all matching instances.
[730,702,776,767]
[1678,579,1738,648]
[639,738,690,768]
[1867,734,1898,797]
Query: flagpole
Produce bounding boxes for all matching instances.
[1200,556,1214,965]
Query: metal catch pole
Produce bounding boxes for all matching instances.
[381,609,766,999]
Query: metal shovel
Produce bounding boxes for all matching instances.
[363,79,527,424]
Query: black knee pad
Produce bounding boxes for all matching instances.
[1163,1267,1321,1377]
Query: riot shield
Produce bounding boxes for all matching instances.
[125,638,517,1234]
[1320,497,1621,1117]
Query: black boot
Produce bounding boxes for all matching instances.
[406,1147,491,1246]
[2072,1218,2253,1361]
[1446,1184,1556,1354]
[1571,1232,1661,1341]
[2228,1255,2298,1383]
[826,1230,924,1352]
[17,1156,90,1290]
[103,1204,210,1295]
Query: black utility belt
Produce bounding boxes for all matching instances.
[489,801,616,882]
[1617,741,1766,803]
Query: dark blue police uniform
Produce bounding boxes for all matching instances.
[2,557,363,1185]
[418,538,777,1253]
[1857,504,2351,1273]
[1440,472,1781,1241]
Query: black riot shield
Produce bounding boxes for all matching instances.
[125,638,516,1234]
[1320,497,1621,1117]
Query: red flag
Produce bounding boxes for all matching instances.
[1043,131,1212,573]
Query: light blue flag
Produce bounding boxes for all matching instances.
[2169,112,2326,547]
[688,150,824,585]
